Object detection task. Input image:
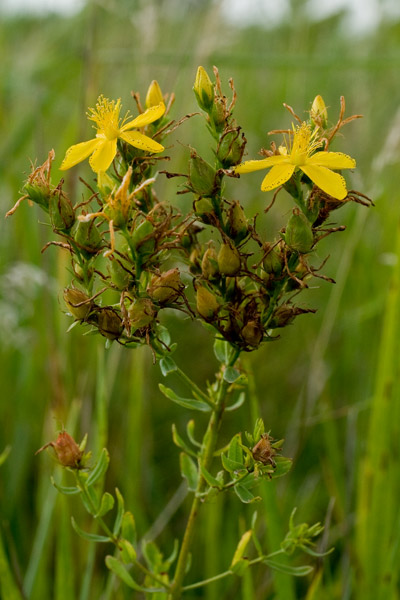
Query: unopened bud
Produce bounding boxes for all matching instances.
[36,431,83,468]
[96,308,123,340]
[218,243,241,276]
[211,97,226,131]
[74,218,103,255]
[146,80,164,109]
[310,95,328,128]
[128,298,157,330]
[285,211,314,254]
[227,201,248,243]
[217,129,246,168]
[263,243,282,275]
[196,285,220,320]
[241,320,263,348]
[147,268,183,303]
[63,287,92,320]
[189,153,216,196]
[49,191,75,231]
[201,247,219,279]
[193,66,214,112]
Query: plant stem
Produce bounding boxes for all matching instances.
[169,351,239,599]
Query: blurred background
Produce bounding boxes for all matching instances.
[1,0,400,598]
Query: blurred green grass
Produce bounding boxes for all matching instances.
[1,0,400,598]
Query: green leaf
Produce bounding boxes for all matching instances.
[86,448,110,487]
[96,492,115,517]
[0,528,24,600]
[113,488,125,536]
[71,517,111,543]
[228,434,244,465]
[186,420,201,447]
[105,555,161,592]
[231,530,252,567]
[226,392,246,412]
[234,484,261,504]
[172,424,198,458]
[51,477,80,495]
[159,356,178,377]
[270,457,292,479]
[159,384,211,412]
[122,512,137,546]
[142,540,163,572]
[200,464,223,489]
[120,539,137,564]
[263,558,313,577]
[180,453,199,491]
[223,366,241,383]
[221,453,246,473]
[213,339,236,364]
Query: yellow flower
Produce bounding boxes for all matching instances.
[234,122,356,200]
[60,95,165,173]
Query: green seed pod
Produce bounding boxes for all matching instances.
[147,268,183,303]
[74,219,102,255]
[193,66,214,112]
[201,247,219,279]
[196,285,220,320]
[262,243,282,275]
[109,259,132,290]
[227,201,248,243]
[23,182,52,211]
[49,191,75,231]
[218,243,241,276]
[210,97,226,131]
[96,308,123,340]
[130,219,154,251]
[189,153,216,196]
[194,197,215,224]
[285,211,314,254]
[241,320,263,348]
[128,298,157,330]
[217,129,246,168]
[63,287,92,320]
[270,305,296,328]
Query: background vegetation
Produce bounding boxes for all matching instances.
[1,0,400,598]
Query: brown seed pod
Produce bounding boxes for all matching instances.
[251,433,276,468]
[36,431,83,468]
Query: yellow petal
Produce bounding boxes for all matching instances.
[122,102,166,130]
[60,138,100,170]
[307,151,356,170]
[300,165,347,200]
[261,164,295,191]
[89,139,117,172]
[234,155,287,174]
[120,131,164,153]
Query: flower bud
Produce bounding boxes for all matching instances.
[49,191,75,231]
[241,320,263,348]
[74,219,103,255]
[227,201,248,243]
[147,268,183,303]
[109,259,132,290]
[128,298,157,330]
[96,308,123,340]
[189,152,216,196]
[193,66,214,112]
[262,243,282,275]
[201,247,219,279]
[196,284,220,320]
[210,97,226,131]
[63,287,92,320]
[216,129,246,168]
[310,95,328,128]
[36,431,83,468]
[218,243,241,276]
[285,211,314,254]
[146,80,164,109]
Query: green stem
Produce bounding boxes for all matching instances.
[169,350,240,599]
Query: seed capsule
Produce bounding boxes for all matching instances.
[36,431,83,468]
[285,210,314,254]
[96,308,123,340]
[147,268,183,304]
[218,243,241,276]
[227,201,248,243]
[189,153,216,197]
[196,285,220,320]
[74,219,103,255]
[252,433,276,467]
[63,287,92,320]
[128,298,157,330]
[49,191,75,231]
[201,247,219,279]
[241,320,263,347]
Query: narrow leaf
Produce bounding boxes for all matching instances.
[228,434,244,464]
[71,517,111,543]
[172,424,198,458]
[159,384,211,412]
[234,484,261,504]
[87,448,110,487]
[113,488,125,536]
[180,453,199,491]
[159,356,177,377]
[221,453,246,473]
[213,339,236,364]
[226,392,246,412]
[263,558,313,577]
[223,366,241,383]
[200,464,223,489]
[51,477,80,495]
[186,420,201,447]
[122,512,137,546]
[105,555,161,592]
[96,492,115,518]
